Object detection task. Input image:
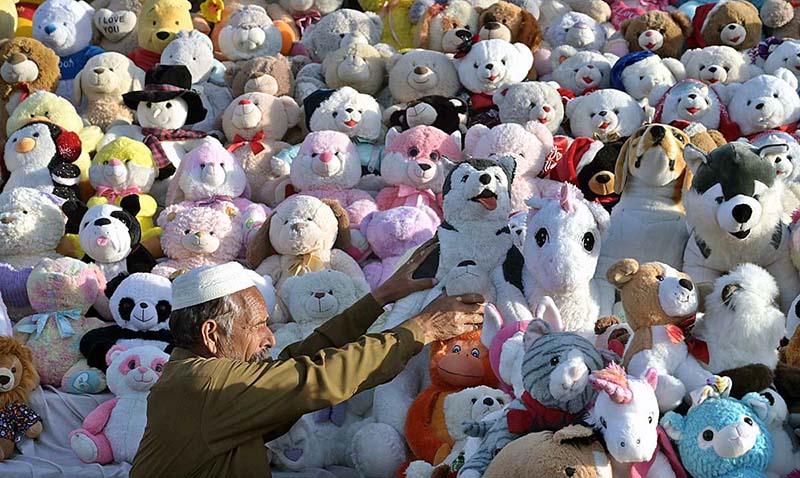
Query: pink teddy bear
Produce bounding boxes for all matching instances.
[377,126,463,218]
[151,206,243,278]
[165,140,270,257]
[464,121,560,212]
[360,206,440,290]
[289,130,379,260]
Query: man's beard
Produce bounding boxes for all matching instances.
[249,348,273,364]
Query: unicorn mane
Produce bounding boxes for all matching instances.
[590,362,632,404]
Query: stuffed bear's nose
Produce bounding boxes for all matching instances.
[239,99,251,105]
[709,66,718,73]
[93,67,106,74]
[485,63,494,70]
[688,93,697,99]
[755,103,765,110]
[413,66,429,75]
[345,108,353,113]
[479,173,492,184]
[485,21,501,30]
[543,105,552,112]
[458,260,476,267]
[156,31,170,40]
[679,278,694,291]
[314,292,326,299]
[596,173,611,184]
[140,303,149,309]
[44,24,56,34]
[94,218,111,226]
[483,397,494,405]
[0,375,9,385]
[598,110,607,117]
[419,163,432,171]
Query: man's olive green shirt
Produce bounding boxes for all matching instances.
[129,294,425,478]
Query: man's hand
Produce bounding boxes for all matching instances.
[410,293,485,344]
[373,239,439,306]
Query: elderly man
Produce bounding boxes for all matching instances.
[130,242,485,478]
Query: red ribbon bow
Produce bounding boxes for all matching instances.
[226,131,266,155]
[664,316,710,365]
[506,391,581,434]
[292,10,321,34]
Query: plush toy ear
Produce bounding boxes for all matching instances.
[564,94,583,118]
[359,211,375,238]
[62,199,88,234]
[518,10,541,51]
[742,392,771,422]
[523,318,551,351]
[385,126,401,148]
[55,130,82,163]
[586,201,610,235]
[606,258,639,289]
[534,296,564,332]
[774,67,799,90]
[495,155,516,185]
[279,96,301,128]
[663,58,686,81]
[119,194,141,217]
[757,143,789,158]
[683,143,709,175]
[642,368,659,390]
[648,83,670,108]
[671,11,692,36]
[618,17,632,36]
[321,199,352,251]
[246,210,277,267]
[614,132,636,194]
[660,412,685,441]
[130,65,145,91]
[280,275,297,305]
[523,120,554,150]
[695,281,714,313]
[104,272,129,299]
[464,124,490,155]
[73,68,83,105]
[481,303,504,348]
[550,44,578,70]
[106,344,127,367]
[553,424,596,444]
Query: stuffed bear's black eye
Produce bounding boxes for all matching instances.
[582,232,595,251]
[339,33,345,38]
[703,430,714,441]
[639,76,644,81]
[699,65,705,71]
[33,133,39,138]
[332,112,338,117]
[461,175,468,183]
[774,94,779,98]
[408,147,419,157]
[656,275,665,281]
[128,360,136,370]
[165,102,172,109]
[565,468,576,477]
[550,356,560,366]
[430,151,440,161]
[715,196,724,204]
[744,417,754,426]
[471,398,477,403]
[452,345,462,353]
[535,228,548,247]
[11,367,16,373]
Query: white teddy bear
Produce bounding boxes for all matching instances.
[307,87,384,145]
[492,81,564,134]
[648,79,728,132]
[681,45,762,85]
[405,386,511,478]
[217,5,284,63]
[161,30,233,137]
[271,269,369,357]
[33,0,103,103]
[565,89,645,142]
[610,51,685,108]
[544,12,607,52]
[453,39,533,98]
[719,71,800,137]
[0,187,66,269]
[746,131,800,183]
[549,46,617,95]
[764,40,800,83]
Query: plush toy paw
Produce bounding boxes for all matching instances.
[656,374,687,413]
[62,368,107,395]
[25,421,43,439]
[70,433,100,463]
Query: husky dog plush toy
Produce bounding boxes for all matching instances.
[457,320,615,478]
[350,157,523,478]
[596,124,694,310]
[682,142,800,312]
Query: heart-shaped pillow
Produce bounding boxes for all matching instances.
[94,8,137,43]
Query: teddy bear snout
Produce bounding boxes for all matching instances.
[234,26,266,51]
[0,370,13,391]
[44,24,56,35]
[638,30,663,51]
[720,23,746,47]
[156,30,170,41]
[339,55,370,83]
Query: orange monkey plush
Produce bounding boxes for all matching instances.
[404,329,498,465]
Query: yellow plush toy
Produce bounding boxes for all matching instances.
[14,0,42,38]
[6,91,102,187]
[359,0,414,50]
[0,0,17,39]
[130,0,192,72]
[86,137,163,257]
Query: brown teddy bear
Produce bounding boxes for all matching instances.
[759,0,800,39]
[225,55,295,98]
[0,336,42,462]
[412,0,479,53]
[620,10,692,59]
[687,0,762,50]
[476,0,541,78]
[483,425,612,478]
[0,37,60,124]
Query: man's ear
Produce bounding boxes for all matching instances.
[200,319,220,355]
[606,258,639,289]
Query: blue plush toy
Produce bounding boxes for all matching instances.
[660,377,774,478]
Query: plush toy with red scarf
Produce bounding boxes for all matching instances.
[549,137,622,212]
[457,319,616,478]
[720,71,800,139]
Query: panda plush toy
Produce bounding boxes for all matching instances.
[388,96,468,136]
[63,195,157,281]
[79,272,174,372]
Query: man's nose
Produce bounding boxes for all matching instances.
[262,327,276,348]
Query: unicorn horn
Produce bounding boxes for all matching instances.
[589,376,633,404]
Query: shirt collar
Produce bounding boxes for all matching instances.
[170,347,200,361]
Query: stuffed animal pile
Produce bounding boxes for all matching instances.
[7,0,800,475]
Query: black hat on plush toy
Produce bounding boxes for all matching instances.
[123,65,207,125]
[303,88,336,130]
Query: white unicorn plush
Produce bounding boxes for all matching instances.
[521,183,611,337]
[588,363,685,478]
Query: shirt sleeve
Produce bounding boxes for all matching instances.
[278,294,385,360]
[200,320,426,454]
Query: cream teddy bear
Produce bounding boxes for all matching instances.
[73,52,144,130]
